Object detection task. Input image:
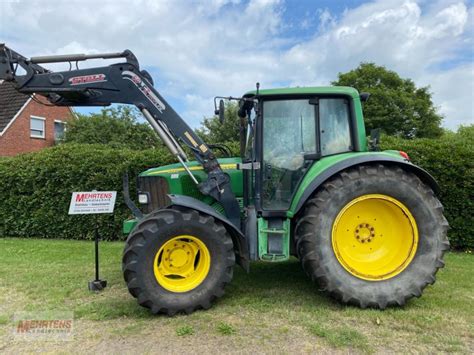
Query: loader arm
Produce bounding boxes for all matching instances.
[0,44,240,227]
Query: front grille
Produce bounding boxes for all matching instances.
[180,175,203,199]
[138,176,169,213]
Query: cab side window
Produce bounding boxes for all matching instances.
[319,99,352,156]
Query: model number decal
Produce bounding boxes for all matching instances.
[122,71,166,113]
[69,74,107,85]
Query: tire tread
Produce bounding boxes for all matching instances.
[295,164,449,309]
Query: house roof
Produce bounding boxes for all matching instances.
[0,80,30,133]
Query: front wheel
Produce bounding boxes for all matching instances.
[295,164,449,309]
[122,208,235,315]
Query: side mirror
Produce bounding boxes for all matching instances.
[360,92,370,102]
[237,102,246,118]
[218,99,225,123]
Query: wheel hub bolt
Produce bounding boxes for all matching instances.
[355,223,376,243]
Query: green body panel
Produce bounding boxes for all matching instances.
[257,218,290,262]
[245,86,360,97]
[123,158,244,235]
[123,218,138,234]
[287,150,405,218]
[353,97,368,151]
[140,157,243,199]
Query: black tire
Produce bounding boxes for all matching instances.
[295,164,449,309]
[122,208,235,315]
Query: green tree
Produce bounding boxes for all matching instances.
[64,106,160,150]
[332,63,443,138]
[196,102,240,144]
[457,124,474,140]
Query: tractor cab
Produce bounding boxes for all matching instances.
[236,87,368,261]
[241,87,366,209]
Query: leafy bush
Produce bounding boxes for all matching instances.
[64,106,161,150]
[0,128,472,249]
[0,144,173,240]
[381,129,473,249]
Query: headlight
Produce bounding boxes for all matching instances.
[138,193,149,204]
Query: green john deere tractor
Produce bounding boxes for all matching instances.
[0,46,448,316]
[123,87,449,315]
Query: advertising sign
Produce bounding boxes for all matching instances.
[68,191,117,215]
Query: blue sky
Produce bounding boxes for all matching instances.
[1,0,473,129]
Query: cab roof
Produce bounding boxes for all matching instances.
[244,86,360,98]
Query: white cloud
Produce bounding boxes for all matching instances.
[421,63,474,128]
[0,0,472,129]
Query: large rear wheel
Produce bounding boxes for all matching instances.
[122,208,235,315]
[295,164,449,309]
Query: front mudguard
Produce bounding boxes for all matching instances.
[166,194,250,272]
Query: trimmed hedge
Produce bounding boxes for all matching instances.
[0,130,472,248]
[381,132,473,249]
[0,144,173,241]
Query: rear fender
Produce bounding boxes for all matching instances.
[293,154,440,216]
[167,194,249,272]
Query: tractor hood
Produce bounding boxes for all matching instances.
[139,157,244,198]
[140,157,241,177]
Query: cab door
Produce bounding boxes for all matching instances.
[259,97,353,212]
[260,98,317,211]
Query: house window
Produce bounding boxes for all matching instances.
[30,116,46,138]
[54,120,66,141]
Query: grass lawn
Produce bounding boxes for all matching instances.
[0,238,472,353]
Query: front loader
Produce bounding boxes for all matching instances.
[0,45,449,315]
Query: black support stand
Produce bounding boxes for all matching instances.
[88,217,107,291]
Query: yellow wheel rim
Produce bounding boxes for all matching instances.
[332,194,418,281]
[153,235,211,292]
